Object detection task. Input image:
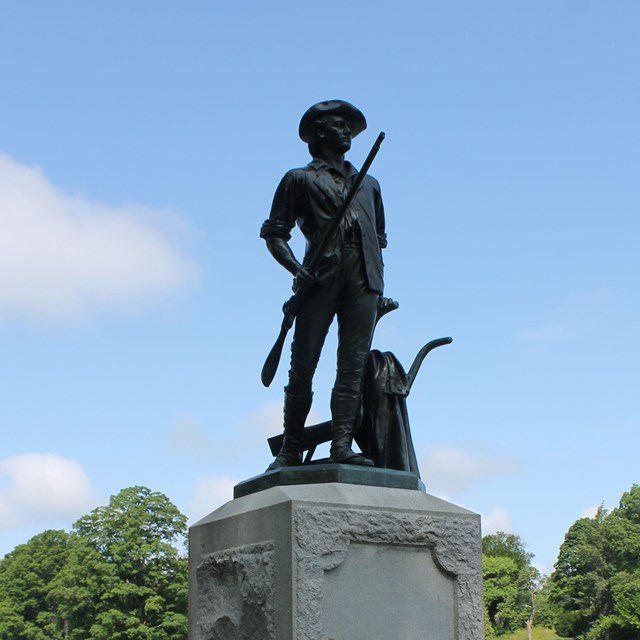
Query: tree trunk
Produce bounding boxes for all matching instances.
[527,586,535,640]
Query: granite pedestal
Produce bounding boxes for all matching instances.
[188,468,484,640]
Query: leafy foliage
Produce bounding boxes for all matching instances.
[0,486,188,640]
[549,484,640,640]
[483,532,541,636]
[483,532,534,571]
[532,576,557,629]
[0,529,70,640]
[549,509,609,638]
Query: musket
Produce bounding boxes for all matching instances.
[261,131,386,387]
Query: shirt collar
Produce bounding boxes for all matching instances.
[308,158,358,178]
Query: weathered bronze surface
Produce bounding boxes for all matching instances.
[260,100,451,478]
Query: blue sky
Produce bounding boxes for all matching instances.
[1,1,638,574]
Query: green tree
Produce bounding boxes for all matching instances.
[549,485,640,640]
[594,485,640,639]
[604,485,640,575]
[51,486,188,640]
[483,532,533,570]
[484,554,527,633]
[484,605,497,640]
[0,529,70,640]
[533,575,558,630]
[549,510,609,638]
[483,532,539,636]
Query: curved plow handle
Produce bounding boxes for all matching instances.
[406,337,453,392]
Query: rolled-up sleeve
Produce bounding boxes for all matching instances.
[260,170,300,241]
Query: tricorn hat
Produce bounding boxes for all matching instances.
[298,100,367,143]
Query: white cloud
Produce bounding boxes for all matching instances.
[236,401,311,440]
[421,445,520,498]
[168,402,323,462]
[0,453,96,531]
[481,507,513,535]
[168,417,218,460]
[237,402,285,439]
[235,401,323,443]
[188,474,239,522]
[0,152,197,324]
[168,405,284,462]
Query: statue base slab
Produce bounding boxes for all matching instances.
[189,481,484,640]
[234,463,425,498]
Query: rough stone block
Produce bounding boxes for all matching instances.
[189,482,483,640]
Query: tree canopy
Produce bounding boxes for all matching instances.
[549,484,640,640]
[0,486,188,640]
[0,529,71,640]
[482,532,541,637]
[483,531,534,571]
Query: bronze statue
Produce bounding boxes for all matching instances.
[260,100,387,468]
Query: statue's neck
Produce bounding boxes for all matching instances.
[315,148,347,173]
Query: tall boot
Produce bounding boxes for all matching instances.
[267,389,313,470]
[329,389,373,466]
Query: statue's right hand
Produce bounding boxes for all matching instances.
[292,266,316,293]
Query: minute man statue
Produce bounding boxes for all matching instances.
[260,99,387,469]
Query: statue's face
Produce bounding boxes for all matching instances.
[318,115,352,154]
